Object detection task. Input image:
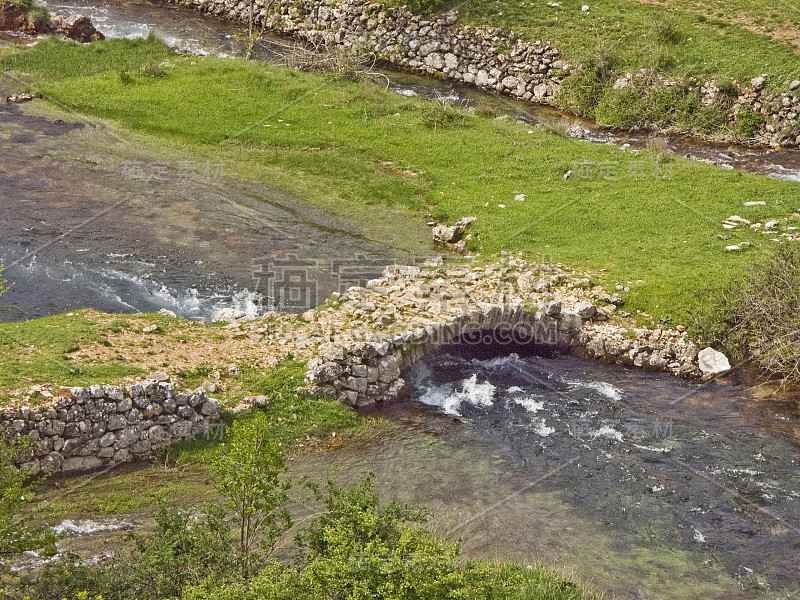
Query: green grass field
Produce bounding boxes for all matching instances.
[451,0,800,83]
[2,36,797,327]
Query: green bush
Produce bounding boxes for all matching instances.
[692,244,800,381]
[15,473,601,600]
[140,60,166,78]
[735,106,765,138]
[212,412,292,578]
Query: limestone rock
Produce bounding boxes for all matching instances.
[211,308,246,323]
[697,347,731,375]
[575,301,598,320]
[432,216,477,246]
[49,14,105,42]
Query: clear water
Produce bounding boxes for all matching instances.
[371,346,800,599]
[0,78,427,322]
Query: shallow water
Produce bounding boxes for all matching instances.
[0,77,429,322]
[293,348,794,599]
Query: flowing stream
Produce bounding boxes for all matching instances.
[350,343,800,599]
[2,0,800,322]
[3,4,800,596]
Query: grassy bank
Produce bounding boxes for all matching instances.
[2,36,798,328]
[415,0,800,135]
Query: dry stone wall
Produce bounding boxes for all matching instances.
[1,374,219,475]
[166,0,800,146]
[167,0,565,102]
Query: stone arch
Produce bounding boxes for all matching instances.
[305,301,584,407]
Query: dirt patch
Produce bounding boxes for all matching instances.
[0,2,34,34]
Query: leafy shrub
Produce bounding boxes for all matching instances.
[15,471,600,600]
[692,244,800,382]
[735,106,765,138]
[212,412,292,577]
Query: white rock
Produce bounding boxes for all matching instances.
[211,308,246,323]
[725,215,751,225]
[697,347,731,375]
[514,194,527,202]
[764,220,779,230]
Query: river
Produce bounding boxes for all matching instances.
[3,0,800,322]
[3,3,800,597]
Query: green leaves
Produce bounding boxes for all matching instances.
[301,474,465,600]
[211,413,292,577]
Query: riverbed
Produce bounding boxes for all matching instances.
[0,68,430,322]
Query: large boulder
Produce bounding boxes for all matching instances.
[49,14,104,42]
[697,347,731,376]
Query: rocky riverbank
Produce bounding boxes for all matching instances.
[0,0,103,42]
